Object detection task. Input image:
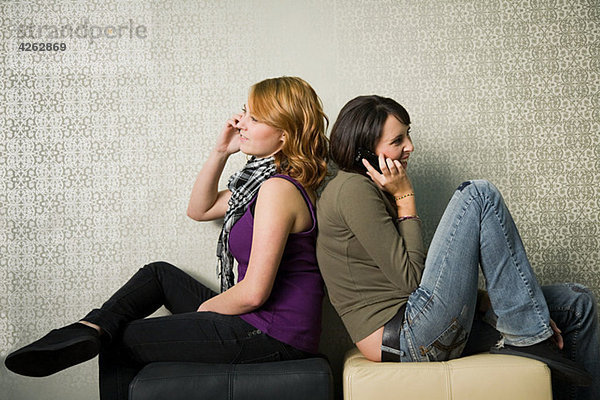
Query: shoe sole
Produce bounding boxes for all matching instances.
[490,347,592,386]
[5,335,100,377]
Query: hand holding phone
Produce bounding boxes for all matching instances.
[356,147,414,197]
[354,147,381,173]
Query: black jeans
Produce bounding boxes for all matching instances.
[83,261,308,400]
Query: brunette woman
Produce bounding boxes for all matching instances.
[316,95,598,400]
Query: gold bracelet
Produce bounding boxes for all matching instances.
[394,193,414,201]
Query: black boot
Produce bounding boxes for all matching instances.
[5,323,101,377]
[490,338,592,386]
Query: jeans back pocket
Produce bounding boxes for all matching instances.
[421,318,468,362]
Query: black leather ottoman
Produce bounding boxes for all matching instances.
[128,357,333,400]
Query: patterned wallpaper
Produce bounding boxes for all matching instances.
[1,1,598,399]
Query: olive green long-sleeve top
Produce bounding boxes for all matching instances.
[316,170,426,343]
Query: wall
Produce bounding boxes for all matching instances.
[1,1,598,398]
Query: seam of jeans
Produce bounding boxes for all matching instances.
[432,192,473,295]
[127,336,259,348]
[126,314,252,330]
[276,340,294,360]
[115,271,158,302]
[230,341,245,364]
[428,190,475,304]
[483,187,552,341]
[570,306,583,364]
[404,326,423,362]
[101,278,161,334]
[563,305,581,400]
[88,275,159,338]
[408,188,475,351]
[546,306,581,362]
[547,306,571,312]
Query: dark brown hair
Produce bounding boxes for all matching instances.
[329,95,410,173]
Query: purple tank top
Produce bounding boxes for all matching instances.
[228,174,324,354]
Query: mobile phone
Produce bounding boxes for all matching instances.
[354,147,381,173]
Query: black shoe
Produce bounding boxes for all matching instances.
[490,339,592,386]
[5,323,101,377]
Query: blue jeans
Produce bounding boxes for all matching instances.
[396,180,599,399]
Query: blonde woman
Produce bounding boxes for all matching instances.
[6,77,329,400]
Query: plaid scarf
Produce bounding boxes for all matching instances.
[217,156,277,292]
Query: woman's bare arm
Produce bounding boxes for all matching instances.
[197,178,308,314]
[187,113,242,221]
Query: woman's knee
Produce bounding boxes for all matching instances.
[143,261,180,276]
[456,179,499,197]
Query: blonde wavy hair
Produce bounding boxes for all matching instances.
[249,76,329,191]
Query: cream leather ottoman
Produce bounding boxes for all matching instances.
[343,348,552,400]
